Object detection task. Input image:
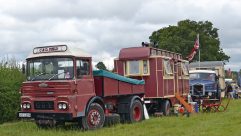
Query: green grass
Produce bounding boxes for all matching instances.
[1,99,241,136]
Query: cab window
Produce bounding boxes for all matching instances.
[76,59,90,78]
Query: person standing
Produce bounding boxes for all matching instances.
[227,83,234,99]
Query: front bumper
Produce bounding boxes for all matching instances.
[17,112,73,121]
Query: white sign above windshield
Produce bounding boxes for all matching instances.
[33,45,67,54]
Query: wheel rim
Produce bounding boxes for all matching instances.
[133,105,141,121]
[87,109,101,127]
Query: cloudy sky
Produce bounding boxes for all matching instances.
[0,0,241,71]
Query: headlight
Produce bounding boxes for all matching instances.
[23,104,27,109]
[58,102,68,110]
[26,103,31,109]
[58,103,63,109]
[22,102,31,109]
[208,92,212,96]
[62,103,67,109]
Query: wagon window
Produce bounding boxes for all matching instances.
[129,60,140,75]
[181,62,189,76]
[125,60,149,76]
[163,59,173,75]
[143,60,149,74]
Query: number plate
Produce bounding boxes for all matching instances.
[19,113,31,118]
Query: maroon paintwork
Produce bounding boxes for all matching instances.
[115,47,189,104]
[119,47,150,60]
[94,76,145,97]
[20,58,145,120]
[20,79,95,118]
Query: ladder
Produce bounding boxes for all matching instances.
[175,93,193,113]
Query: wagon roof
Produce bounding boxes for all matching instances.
[118,46,184,61]
[119,47,150,60]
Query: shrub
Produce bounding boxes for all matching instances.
[0,61,25,124]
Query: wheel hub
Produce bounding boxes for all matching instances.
[88,110,101,126]
[133,106,141,121]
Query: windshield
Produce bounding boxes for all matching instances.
[27,57,74,81]
[190,73,216,81]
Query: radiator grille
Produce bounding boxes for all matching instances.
[34,101,54,110]
[193,84,204,96]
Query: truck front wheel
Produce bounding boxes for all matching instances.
[81,103,105,130]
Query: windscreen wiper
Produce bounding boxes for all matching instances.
[48,72,66,81]
[31,72,45,81]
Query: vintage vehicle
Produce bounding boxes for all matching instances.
[18,45,145,129]
[189,61,226,97]
[189,70,221,100]
[18,44,191,130]
[114,46,191,115]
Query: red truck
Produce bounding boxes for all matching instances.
[18,45,145,129]
[18,44,190,130]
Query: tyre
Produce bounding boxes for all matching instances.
[104,113,120,126]
[127,100,144,123]
[81,103,105,130]
[161,100,171,116]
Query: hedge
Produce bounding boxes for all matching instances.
[0,66,25,124]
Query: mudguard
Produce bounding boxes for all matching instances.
[85,96,104,116]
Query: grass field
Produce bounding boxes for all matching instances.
[0,99,241,136]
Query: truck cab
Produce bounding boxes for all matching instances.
[18,45,96,126]
[189,70,220,100]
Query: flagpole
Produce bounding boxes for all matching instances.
[198,34,200,69]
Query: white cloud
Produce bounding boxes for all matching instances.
[0,0,241,71]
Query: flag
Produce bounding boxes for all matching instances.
[194,36,199,50]
[187,34,199,61]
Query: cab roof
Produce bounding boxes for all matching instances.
[27,45,91,59]
[189,70,216,74]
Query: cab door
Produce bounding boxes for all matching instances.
[75,58,95,117]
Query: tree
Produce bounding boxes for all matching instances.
[149,19,230,62]
[95,62,107,71]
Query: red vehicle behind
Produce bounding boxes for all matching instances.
[114,45,190,115]
[18,45,145,129]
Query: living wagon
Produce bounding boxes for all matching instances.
[114,46,190,115]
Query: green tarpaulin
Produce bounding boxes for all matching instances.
[93,70,145,85]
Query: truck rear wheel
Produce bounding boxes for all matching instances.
[128,100,144,123]
[81,103,105,130]
[161,100,171,116]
